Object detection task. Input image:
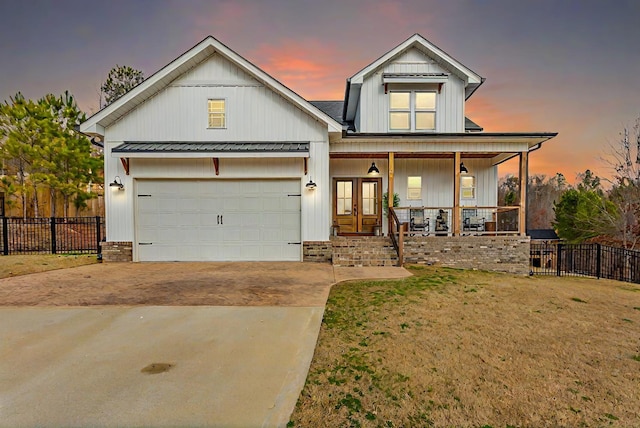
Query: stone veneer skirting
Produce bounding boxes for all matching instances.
[303,241,333,262]
[100,241,133,262]
[403,235,530,274]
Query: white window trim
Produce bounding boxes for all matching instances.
[389,90,437,132]
[207,98,227,129]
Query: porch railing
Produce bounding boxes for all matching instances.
[388,207,407,266]
[393,206,521,236]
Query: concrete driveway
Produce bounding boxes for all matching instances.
[0,262,411,427]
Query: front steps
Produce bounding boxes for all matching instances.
[330,236,399,267]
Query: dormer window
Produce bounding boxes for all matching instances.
[389,91,436,131]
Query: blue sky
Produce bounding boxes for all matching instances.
[1,0,639,180]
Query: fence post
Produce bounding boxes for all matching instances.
[596,244,601,279]
[95,216,102,255]
[50,217,57,255]
[2,217,7,256]
[556,243,562,277]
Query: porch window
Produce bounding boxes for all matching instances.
[461,175,476,199]
[208,99,226,128]
[407,176,422,200]
[389,91,436,131]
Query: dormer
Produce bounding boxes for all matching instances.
[343,34,484,134]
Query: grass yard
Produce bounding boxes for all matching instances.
[0,254,98,279]
[289,266,640,428]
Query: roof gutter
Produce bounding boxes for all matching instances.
[342,78,351,122]
[465,77,486,100]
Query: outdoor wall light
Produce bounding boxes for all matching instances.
[460,162,469,174]
[305,177,317,190]
[367,162,380,175]
[109,176,124,191]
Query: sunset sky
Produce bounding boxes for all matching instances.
[1,0,639,182]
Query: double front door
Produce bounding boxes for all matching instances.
[333,178,382,235]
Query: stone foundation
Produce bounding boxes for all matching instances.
[403,235,530,274]
[303,241,332,262]
[100,241,133,262]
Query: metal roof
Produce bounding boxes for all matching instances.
[113,141,310,153]
[465,117,483,132]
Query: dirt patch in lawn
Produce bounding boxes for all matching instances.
[0,254,97,279]
[290,266,640,428]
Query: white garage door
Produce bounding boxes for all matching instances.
[135,179,301,261]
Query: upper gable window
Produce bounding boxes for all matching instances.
[389,91,436,131]
[208,99,226,129]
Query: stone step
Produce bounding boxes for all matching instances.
[330,236,399,267]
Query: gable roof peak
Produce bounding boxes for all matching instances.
[81,35,342,136]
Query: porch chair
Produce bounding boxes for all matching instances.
[410,208,430,235]
[462,209,485,232]
[435,209,449,234]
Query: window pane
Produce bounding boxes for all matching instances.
[362,182,377,215]
[390,92,410,109]
[461,176,475,188]
[390,112,410,130]
[416,92,436,110]
[408,176,421,188]
[208,113,225,128]
[208,99,225,112]
[462,188,475,199]
[415,112,435,130]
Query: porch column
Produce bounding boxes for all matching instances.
[519,151,528,236]
[388,152,395,234]
[453,152,461,235]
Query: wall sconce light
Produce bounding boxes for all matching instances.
[460,162,469,174]
[305,177,317,190]
[109,176,124,191]
[367,162,380,175]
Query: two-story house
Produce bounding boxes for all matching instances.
[80,34,556,272]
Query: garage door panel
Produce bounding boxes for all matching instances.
[136,179,301,261]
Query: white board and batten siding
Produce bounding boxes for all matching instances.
[356,48,466,133]
[103,51,332,259]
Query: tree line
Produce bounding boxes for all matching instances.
[0,65,144,218]
[499,118,640,249]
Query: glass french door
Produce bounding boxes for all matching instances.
[333,178,382,234]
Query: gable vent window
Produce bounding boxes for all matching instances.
[389,91,436,131]
[208,99,226,129]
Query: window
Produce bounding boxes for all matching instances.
[461,176,476,199]
[407,176,422,200]
[389,92,410,130]
[389,91,436,131]
[208,99,226,128]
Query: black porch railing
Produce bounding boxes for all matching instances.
[530,242,640,284]
[0,216,105,255]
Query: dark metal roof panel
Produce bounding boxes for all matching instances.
[112,141,310,153]
[310,101,345,125]
[465,117,483,132]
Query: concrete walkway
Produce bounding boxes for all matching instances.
[0,263,411,427]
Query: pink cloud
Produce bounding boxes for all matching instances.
[249,39,346,100]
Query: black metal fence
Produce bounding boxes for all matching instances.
[530,242,640,284]
[0,216,105,255]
